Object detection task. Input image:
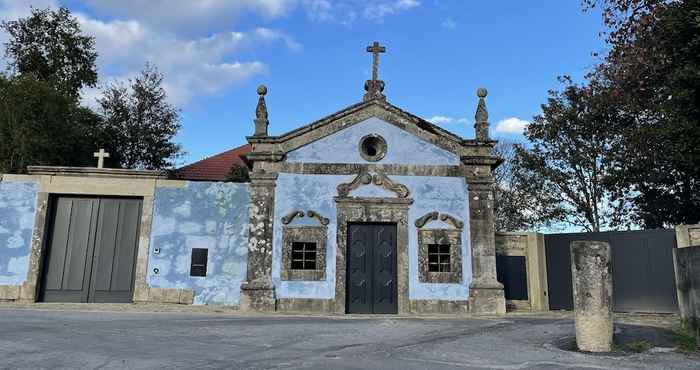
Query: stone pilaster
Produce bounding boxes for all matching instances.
[571,241,613,352]
[465,173,505,315]
[239,171,278,312]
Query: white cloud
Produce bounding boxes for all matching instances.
[301,0,420,24]
[441,18,457,30]
[83,0,297,35]
[495,117,530,135]
[76,15,294,106]
[428,115,469,125]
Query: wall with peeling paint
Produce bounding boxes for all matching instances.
[147,182,250,305]
[273,173,471,301]
[285,117,460,165]
[0,178,39,286]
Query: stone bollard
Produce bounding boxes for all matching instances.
[570,241,613,352]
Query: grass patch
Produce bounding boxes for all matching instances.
[673,319,698,353]
[626,340,652,353]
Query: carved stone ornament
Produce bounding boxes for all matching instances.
[372,173,410,198]
[337,171,410,198]
[440,213,464,230]
[281,210,304,225]
[306,210,330,226]
[415,212,464,230]
[414,212,439,228]
[281,210,329,226]
[337,172,373,197]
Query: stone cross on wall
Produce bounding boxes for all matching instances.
[93,148,110,169]
[363,41,387,102]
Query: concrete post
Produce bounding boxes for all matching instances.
[570,240,613,352]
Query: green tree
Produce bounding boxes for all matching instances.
[584,0,700,227]
[98,63,182,170]
[493,141,565,232]
[1,7,98,100]
[0,74,101,173]
[513,80,633,232]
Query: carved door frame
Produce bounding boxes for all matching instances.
[333,197,412,314]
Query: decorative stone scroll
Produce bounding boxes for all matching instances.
[440,213,464,230]
[415,212,464,230]
[281,210,304,225]
[306,210,330,226]
[337,171,410,198]
[337,172,372,197]
[372,173,410,198]
[280,210,329,226]
[414,212,439,228]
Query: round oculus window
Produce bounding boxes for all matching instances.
[358,134,387,162]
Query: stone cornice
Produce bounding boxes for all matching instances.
[334,197,414,206]
[27,166,166,179]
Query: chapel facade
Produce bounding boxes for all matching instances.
[0,42,505,315]
[239,42,506,315]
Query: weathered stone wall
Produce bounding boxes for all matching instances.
[673,225,700,345]
[0,175,39,300]
[147,181,250,305]
[272,172,471,302]
[495,232,548,311]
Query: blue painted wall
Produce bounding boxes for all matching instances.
[286,117,460,165]
[273,173,471,301]
[0,179,39,285]
[148,182,250,305]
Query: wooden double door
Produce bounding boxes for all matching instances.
[40,196,142,303]
[346,223,398,314]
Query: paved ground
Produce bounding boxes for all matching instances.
[0,306,697,369]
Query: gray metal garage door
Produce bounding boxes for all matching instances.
[40,196,142,303]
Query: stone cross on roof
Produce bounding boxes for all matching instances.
[93,148,110,169]
[363,41,386,102]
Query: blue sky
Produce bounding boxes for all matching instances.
[0,1,605,165]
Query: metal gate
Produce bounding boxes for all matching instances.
[40,196,142,303]
[545,229,678,313]
[346,223,398,314]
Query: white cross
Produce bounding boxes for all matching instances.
[93,149,110,169]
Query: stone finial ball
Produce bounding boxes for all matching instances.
[257,84,268,96]
[477,87,488,98]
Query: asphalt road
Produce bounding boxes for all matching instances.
[0,308,697,369]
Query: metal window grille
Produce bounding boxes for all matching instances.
[428,244,451,272]
[291,242,317,270]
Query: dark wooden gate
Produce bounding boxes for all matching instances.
[346,223,398,314]
[545,229,678,313]
[40,196,142,303]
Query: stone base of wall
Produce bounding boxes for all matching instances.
[133,286,194,305]
[239,282,276,312]
[409,300,469,315]
[277,298,334,313]
[276,298,470,315]
[0,285,21,301]
[468,285,506,315]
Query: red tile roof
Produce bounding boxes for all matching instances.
[175,144,251,182]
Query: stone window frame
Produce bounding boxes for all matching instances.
[281,225,327,281]
[358,134,388,162]
[416,215,463,284]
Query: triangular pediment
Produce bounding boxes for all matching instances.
[248,100,470,158]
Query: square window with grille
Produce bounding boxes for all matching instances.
[190,248,208,277]
[428,244,451,272]
[291,242,317,270]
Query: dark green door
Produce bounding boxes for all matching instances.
[346,223,397,314]
[41,196,142,303]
